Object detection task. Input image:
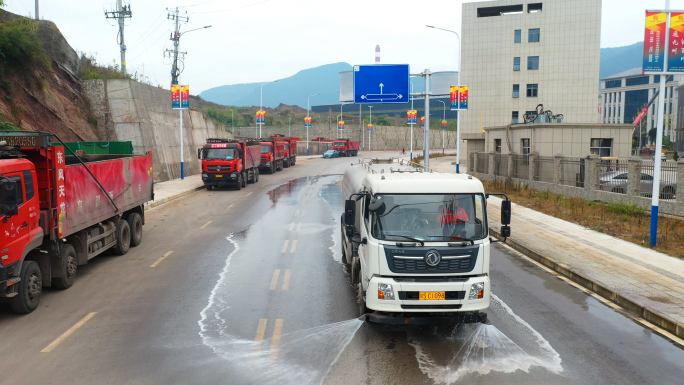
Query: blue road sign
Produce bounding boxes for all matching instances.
[353,64,409,104]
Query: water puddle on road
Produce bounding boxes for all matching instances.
[408,294,563,384]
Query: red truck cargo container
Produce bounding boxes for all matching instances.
[259,139,285,174]
[271,135,298,168]
[198,138,260,190]
[333,139,359,157]
[0,131,153,313]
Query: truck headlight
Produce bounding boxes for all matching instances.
[202,173,208,179]
[468,282,485,300]
[377,283,395,300]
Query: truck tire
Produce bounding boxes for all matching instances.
[242,172,247,188]
[113,219,131,255]
[52,244,77,290]
[248,170,255,183]
[236,173,243,190]
[284,158,290,168]
[10,261,42,314]
[357,283,368,318]
[270,163,275,174]
[127,213,143,247]
[255,168,259,183]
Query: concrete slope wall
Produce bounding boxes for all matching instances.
[82,79,232,182]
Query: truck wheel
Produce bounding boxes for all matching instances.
[113,219,131,255]
[270,163,275,174]
[242,172,247,188]
[52,244,77,290]
[357,283,368,318]
[236,173,243,190]
[255,168,259,183]
[127,213,143,247]
[10,261,42,314]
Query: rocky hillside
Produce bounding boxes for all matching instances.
[0,10,99,141]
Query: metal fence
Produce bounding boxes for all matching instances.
[512,155,529,179]
[639,160,678,200]
[476,153,489,174]
[560,158,585,188]
[535,156,554,183]
[494,154,508,177]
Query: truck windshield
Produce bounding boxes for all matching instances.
[333,142,345,146]
[261,145,272,154]
[370,194,487,242]
[203,148,235,160]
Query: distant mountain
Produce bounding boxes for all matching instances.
[200,62,353,109]
[201,43,646,108]
[600,42,643,79]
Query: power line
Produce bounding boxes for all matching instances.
[104,1,132,74]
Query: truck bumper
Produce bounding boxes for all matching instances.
[202,172,240,185]
[259,161,272,169]
[364,275,490,321]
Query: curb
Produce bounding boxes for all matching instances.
[145,185,205,210]
[490,226,684,339]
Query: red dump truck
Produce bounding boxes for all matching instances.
[0,131,153,313]
[271,134,298,168]
[199,138,261,190]
[333,139,359,157]
[259,139,286,174]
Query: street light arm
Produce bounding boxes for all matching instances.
[182,25,212,36]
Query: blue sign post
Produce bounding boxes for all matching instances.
[353,64,409,104]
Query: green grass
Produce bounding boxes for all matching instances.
[607,202,647,216]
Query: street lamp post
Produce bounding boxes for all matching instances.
[307,93,320,156]
[436,100,446,154]
[427,25,461,173]
[410,80,414,161]
[260,80,278,138]
[368,106,373,152]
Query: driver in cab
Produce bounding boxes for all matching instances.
[438,198,470,239]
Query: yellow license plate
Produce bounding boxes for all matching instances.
[419,292,445,300]
[215,175,222,178]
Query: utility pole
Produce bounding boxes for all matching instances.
[104,1,132,74]
[165,7,189,86]
[35,0,39,20]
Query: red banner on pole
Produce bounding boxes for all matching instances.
[644,11,667,72]
[180,85,190,109]
[171,85,180,109]
[420,116,425,128]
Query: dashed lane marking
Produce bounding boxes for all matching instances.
[290,240,298,253]
[281,240,290,253]
[301,210,306,216]
[295,210,300,216]
[200,221,212,229]
[254,318,269,352]
[246,192,253,197]
[41,312,97,353]
[281,269,291,290]
[296,222,302,232]
[269,269,281,290]
[270,319,284,361]
[150,251,173,268]
[289,222,295,231]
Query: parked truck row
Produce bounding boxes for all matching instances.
[0,131,154,313]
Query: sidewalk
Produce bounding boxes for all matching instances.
[428,156,684,339]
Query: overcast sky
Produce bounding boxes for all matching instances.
[1,0,679,94]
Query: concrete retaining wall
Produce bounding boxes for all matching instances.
[81,79,232,182]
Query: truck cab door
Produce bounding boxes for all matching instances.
[0,173,31,267]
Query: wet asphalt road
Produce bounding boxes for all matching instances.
[1,151,683,385]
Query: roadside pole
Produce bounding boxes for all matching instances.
[424,69,431,170]
[180,109,184,179]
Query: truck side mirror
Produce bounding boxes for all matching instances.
[500,226,511,238]
[501,200,511,225]
[344,199,355,225]
[197,149,202,160]
[0,178,19,219]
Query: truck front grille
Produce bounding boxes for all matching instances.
[383,245,479,274]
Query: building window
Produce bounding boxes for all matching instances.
[495,139,502,153]
[477,4,523,17]
[527,3,542,13]
[512,111,519,123]
[521,138,530,155]
[605,79,621,88]
[626,76,649,86]
[513,84,520,98]
[527,56,539,70]
[514,29,521,43]
[528,28,540,42]
[590,138,613,157]
[525,110,537,122]
[513,57,520,71]
[526,84,538,97]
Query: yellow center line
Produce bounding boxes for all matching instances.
[228,204,234,208]
[150,251,173,268]
[269,269,281,290]
[41,312,97,353]
[289,222,295,231]
[200,221,212,229]
[290,240,298,253]
[296,222,302,232]
[254,318,269,353]
[246,192,253,197]
[281,240,290,253]
[270,319,284,361]
[281,269,291,290]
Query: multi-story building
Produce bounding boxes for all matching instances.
[600,68,679,145]
[460,0,602,161]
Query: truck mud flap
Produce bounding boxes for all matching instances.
[364,311,487,325]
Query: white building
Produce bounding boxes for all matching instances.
[600,68,679,142]
[460,0,602,161]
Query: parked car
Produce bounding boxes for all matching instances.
[323,150,339,158]
[599,171,677,199]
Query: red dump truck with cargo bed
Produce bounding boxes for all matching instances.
[271,135,298,168]
[333,139,359,157]
[259,139,286,174]
[199,138,261,190]
[0,131,153,314]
